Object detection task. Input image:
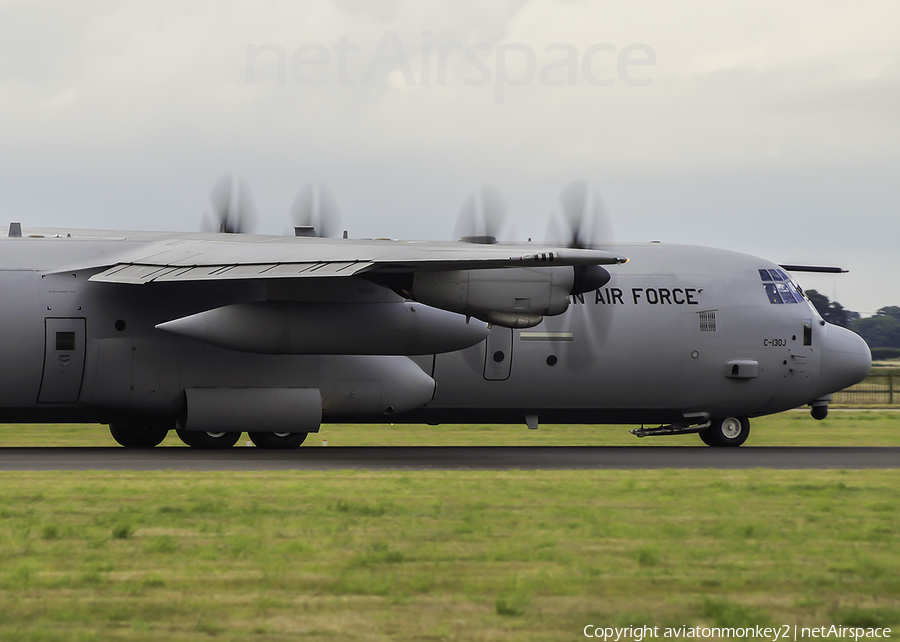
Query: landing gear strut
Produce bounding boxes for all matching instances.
[699,416,750,447]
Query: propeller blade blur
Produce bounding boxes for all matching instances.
[453,185,513,243]
[545,180,614,249]
[289,182,342,238]
[200,172,258,234]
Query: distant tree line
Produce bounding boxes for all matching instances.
[806,289,900,358]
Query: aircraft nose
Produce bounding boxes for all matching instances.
[814,324,871,398]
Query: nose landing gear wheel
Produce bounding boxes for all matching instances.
[248,432,308,449]
[176,429,241,449]
[699,416,750,447]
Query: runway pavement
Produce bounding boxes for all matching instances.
[0,446,897,471]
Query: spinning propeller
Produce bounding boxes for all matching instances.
[452,185,514,243]
[199,175,344,239]
[545,180,617,371]
[288,182,343,238]
[200,172,258,234]
[544,179,614,250]
[546,179,615,297]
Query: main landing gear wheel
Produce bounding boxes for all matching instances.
[176,429,241,449]
[109,423,170,448]
[699,416,750,447]
[248,432,308,449]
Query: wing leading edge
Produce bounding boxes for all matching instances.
[85,236,627,285]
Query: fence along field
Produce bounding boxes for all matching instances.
[834,368,900,406]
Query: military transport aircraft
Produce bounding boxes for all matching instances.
[0,177,871,448]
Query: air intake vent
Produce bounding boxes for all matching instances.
[699,311,717,332]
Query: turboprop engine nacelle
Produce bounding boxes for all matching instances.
[409,266,610,328]
[156,301,490,355]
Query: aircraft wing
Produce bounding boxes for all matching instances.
[79,233,627,285]
[27,230,625,327]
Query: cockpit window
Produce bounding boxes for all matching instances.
[784,281,804,303]
[759,268,805,304]
[764,283,783,304]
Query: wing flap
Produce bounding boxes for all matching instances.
[90,261,374,284]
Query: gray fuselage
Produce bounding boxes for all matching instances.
[0,235,871,430]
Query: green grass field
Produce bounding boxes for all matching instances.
[0,470,898,641]
[0,413,898,640]
[0,409,898,447]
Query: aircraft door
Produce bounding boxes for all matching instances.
[483,327,512,381]
[786,319,818,386]
[38,318,86,403]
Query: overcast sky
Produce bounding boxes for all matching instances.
[1,1,897,314]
